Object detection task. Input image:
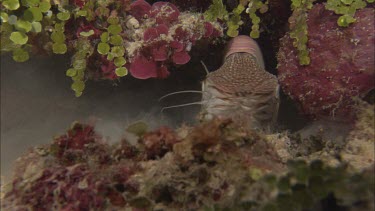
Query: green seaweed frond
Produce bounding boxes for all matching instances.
[245,0,268,38]
[1,0,53,62]
[0,0,130,97]
[289,0,315,65]
[226,3,245,37]
[205,0,269,38]
[204,0,229,22]
[204,0,244,37]
[325,0,369,27]
[67,38,93,97]
[217,159,374,211]
[259,160,374,211]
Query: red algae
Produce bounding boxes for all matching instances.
[172,51,191,65]
[127,1,223,79]
[129,0,152,21]
[150,2,180,25]
[129,54,158,79]
[1,117,374,210]
[278,4,374,120]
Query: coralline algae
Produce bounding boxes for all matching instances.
[277,4,374,120]
[2,117,374,210]
[127,0,223,79]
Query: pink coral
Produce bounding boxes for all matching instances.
[100,56,118,80]
[204,22,214,37]
[76,23,101,39]
[150,2,180,25]
[1,120,288,210]
[126,1,223,80]
[70,0,87,8]
[155,24,169,34]
[143,27,159,41]
[130,0,152,21]
[138,126,180,159]
[151,42,168,61]
[170,40,184,52]
[129,54,158,79]
[277,4,374,119]
[2,123,141,210]
[143,24,169,41]
[173,26,189,41]
[129,46,171,79]
[52,123,96,159]
[172,51,191,64]
[157,65,170,78]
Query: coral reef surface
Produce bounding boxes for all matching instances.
[0,0,224,96]
[277,4,374,119]
[126,0,223,79]
[1,114,374,210]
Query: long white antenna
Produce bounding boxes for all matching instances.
[161,101,208,113]
[159,90,206,101]
[200,60,210,76]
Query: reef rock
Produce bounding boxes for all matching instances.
[1,119,374,210]
[277,4,374,120]
[340,102,375,170]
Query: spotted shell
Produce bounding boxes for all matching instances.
[201,36,279,132]
[224,35,265,69]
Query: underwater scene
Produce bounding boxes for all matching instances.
[0,0,374,210]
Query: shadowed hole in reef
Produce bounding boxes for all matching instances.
[320,193,349,211]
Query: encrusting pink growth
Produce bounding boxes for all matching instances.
[150,2,180,25]
[204,22,214,37]
[76,22,100,40]
[1,119,286,210]
[138,126,180,159]
[14,0,224,83]
[100,56,118,80]
[129,54,158,79]
[172,51,191,64]
[277,4,374,120]
[129,0,152,21]
[143,24,169,41]
[157,65,170,78]
[72,0,87,8]
[170,40,184,52]
[127,0,223,79]
[152,43,168,61]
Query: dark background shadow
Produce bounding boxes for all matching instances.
[0,54,205,179]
